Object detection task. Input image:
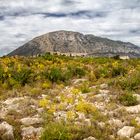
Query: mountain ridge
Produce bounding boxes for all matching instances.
[8,30,140,58]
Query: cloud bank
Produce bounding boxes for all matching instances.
[0,0,140,56]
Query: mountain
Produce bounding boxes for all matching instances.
[8,30,140,58]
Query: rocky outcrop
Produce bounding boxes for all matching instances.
[20,117,43,126]
[8,30,140,58]
[125,105,140,114]
[134,133,140,140]
[1,80,140,140]
[83,136,97,140]
[117,126,135,138]
[21,126,42,140]
[0,121,14,140]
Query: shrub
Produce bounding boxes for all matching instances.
[0,66,4,82]
[41,121,71,140]
[12,68,32,86]
[94,66,110,79]
[48,68,63,83]
[119,91,138,106]
[111,65,127,77]
[42,81,52,89]
[119,71,140,90]
[68,66,86,78]
[42,53,55,61]
[75,101,97,114]
[80,83,91,93]
[75,67,86,78]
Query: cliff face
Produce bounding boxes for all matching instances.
[8,30,140,57]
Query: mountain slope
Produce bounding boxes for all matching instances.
[8,30,140,58]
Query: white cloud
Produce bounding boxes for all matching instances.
[0,0,140,56]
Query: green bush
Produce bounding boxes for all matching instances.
[80,83,91,93]
[0,66,4,82]
[75,67,86,78]
[42,53,55,61]
[119,71,140,91]
[41,121,71,140]
[94,66,110,79]
[12,68,32,86]
[68,66,86,78]
[119,92,138,106]
[111,65,127,77]
[48,68,63,83]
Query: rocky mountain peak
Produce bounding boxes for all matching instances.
[8,30,140,58]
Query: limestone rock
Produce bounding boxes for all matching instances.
[3,97,25,105]
[117,126,135,138]
[97,122,105,129]
[21,126,42,140]
[134,133,140,140]
[100,84,108,89]
[77,112,86,120]
[20,117,43,126]
[108,119,124,128]
[83,136,97,140]
[125,105,140,114]
[99,90,109,95]
[84,119,91,127]
[0,121,14,140]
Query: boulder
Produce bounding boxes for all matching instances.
[4,97,25,105]
[117,126,135,138]
[125,105,140,114]
[100,84,108,89]
[134,133,140,140]
[84,119,91,127]
[20,117,43,126]
[0,121,14,140]
[83,136,97,140]
[77,112,86,120]
[21,126,42,140]
[99,90,109,94]
[108,119,124,128]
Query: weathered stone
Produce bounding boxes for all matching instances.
[20,117,43,126]
[108,119,124,128]
[94,93,109,101]
[97,122,105,129]
[100,84,108,89]
[21,126,42,140]
[83,136,97,140]
[36,108,44,114]
[84,119,91,127]
[117,126,135,138]
[54,111,67,121]
[99,90,109,94]
[94,102,106,111]
[77,112,86,120]
[73,78,87,84]
[125,105,140,114]
[0,121,14,140]
[134,133,140,140]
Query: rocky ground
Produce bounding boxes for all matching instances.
[1,78,140,140]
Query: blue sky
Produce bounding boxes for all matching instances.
[0,0,140,56]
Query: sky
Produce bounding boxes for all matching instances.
[0,0,140,56]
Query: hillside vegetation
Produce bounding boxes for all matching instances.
[0,54,140,140]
